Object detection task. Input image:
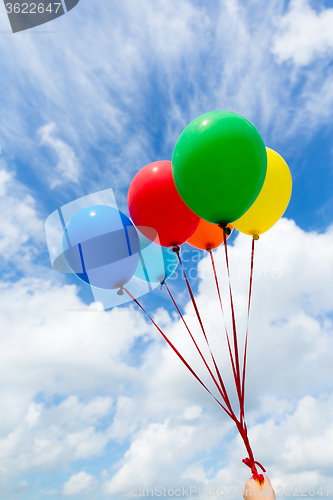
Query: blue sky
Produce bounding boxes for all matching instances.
[1,0,333,498]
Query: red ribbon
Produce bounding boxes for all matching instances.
[123,235,266,482]
[242,457,266,485]
[241,237,255,422]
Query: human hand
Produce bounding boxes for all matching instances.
[243,475,276,500]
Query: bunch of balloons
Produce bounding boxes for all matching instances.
[128,110,291,258]
[62,110,291,292]
[59,110,292,485]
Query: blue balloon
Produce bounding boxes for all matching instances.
[62,205,140,290]
[134,230,179,284]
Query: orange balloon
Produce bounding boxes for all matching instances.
[186,219,233,251]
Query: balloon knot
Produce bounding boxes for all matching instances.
[253,474,265,487]
[242,457,266,487]
[218,224,231,236]
[172,245,180,253]
[253,234,260,241]
[117,288,124,296]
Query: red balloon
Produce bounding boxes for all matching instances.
[128,160,200,247]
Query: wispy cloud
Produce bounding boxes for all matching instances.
[38,123,80,188]
[1,0,333,211]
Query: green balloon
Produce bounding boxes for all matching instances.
[172,111,267,225]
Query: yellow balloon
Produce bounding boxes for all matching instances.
[233,148,292,236]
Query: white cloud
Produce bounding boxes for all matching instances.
[38,123,80,188]
[0,163,44,266]
[0,164,333,497]
[0,397,111,475]
[181,405,203,420]
[0,217,333,497]
[107,395,138,440]
[272,0,333,66]
[0,275,153,486]
[187,392,333,491]
[0,168,11,196]
[102,413,232,495]
[100,218,333,496]
[103,393,333,496]
[61,471,95,496]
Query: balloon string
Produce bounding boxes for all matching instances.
[122,287,236,421]
[163,279,257,463]
[241,237,255,419]
[222,231,243,423]
[173,247,228,404]
[164,281,235,419]
[208,250,239,403]
[209,244,259,477]
[220,235,264,484]
[122,283,265,483]
[164,275,261,477]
